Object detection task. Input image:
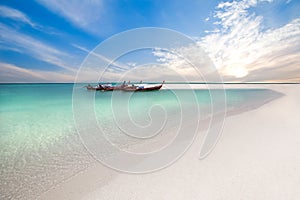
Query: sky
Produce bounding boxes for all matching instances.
[0,0,300,82]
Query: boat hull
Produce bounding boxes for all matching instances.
[122,84,163,92]
[86,81,164,92]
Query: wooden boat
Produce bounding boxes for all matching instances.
[102,82,128,91]
[121,85,139,91]
[86,82,127,91]
[122,81,164,92]
[86,84,102,90]
[86,81,164,92]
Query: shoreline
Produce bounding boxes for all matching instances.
[38,84,299,200]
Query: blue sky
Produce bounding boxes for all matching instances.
[0,0,300,82]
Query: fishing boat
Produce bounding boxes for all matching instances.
[86,81,127,91]
[86,81,164,92]
[86,84,102,90]
[122,81,164,92]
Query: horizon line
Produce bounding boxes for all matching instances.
[1,82,300,84]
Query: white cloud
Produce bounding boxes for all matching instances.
[72,45,209,82]
[151,0,300,82]
[70,43,139,83]
[36,0,103,34]
[72,43,130,72]
[151,46,216,82]
[0,23,77,72]
[0,5,67,35]
[199,0,300,81]
[0,43,22,53]
[0,62,74,83]
[127,62,137,67]
[0,6,37,28]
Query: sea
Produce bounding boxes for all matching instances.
[0,83,283,199]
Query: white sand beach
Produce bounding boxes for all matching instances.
[39,84,300,200]
[2,0,300,199]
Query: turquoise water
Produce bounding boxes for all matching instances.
[0,83,282,199]
[0,84,74,148]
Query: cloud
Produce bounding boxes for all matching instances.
[0,5,37,28]
[72,43,130,72]
[0,23,77,72]
[69,43,135,82]
[153,46,220,82]
[151,0,300,82]
[0,42,22,53]
[0,62,74,83]
[199,0,300,82]
[0,5,67,35]
[71,45,206,82]
[36,0,104,34]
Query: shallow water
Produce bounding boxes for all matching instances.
[0,83,282,199]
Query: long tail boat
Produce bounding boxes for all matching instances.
[86,81,127,91]
[122,81,164,92]
[86,81,164,91]
[86,84,103,90]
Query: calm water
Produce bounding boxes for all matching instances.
[0,83,282,199]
